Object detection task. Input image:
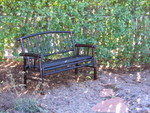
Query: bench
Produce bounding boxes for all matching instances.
[17,31,97,92]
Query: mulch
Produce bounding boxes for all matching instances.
[0,58,150,93]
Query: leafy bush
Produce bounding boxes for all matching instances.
[0,0,149,67]
[0,111,8,113]
[14,98,44,113]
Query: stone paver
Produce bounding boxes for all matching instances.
[100,89,115,97]
[91,97,128,113]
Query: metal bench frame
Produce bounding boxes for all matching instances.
[17,31,97,93]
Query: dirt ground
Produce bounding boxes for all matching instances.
[0,59,150,113]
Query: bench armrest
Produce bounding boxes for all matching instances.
[20,53,41,58]
[75,44,96,48]
[75,44,96,57]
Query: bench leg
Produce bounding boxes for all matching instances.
[75,68,78,74]
[39,68,44,95]
[39,59,44,95]
[40,76,44,95]
[24,71,27,88]
[94,67,97,80]
[75,64,78,74]
[23,58,27,88]
[40,64,44,95]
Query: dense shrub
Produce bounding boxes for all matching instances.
[14,98,44,113]
[0,0,149,67]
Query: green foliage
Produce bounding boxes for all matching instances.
[14,98,45,113]
[0,111,8,113]
[0,0,149,68]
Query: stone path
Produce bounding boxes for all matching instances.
[91,89,128,113]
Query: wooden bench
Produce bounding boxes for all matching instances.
[17,31,97,92]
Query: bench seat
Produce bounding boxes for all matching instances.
[43,55,92,68]
[42,55,93,76]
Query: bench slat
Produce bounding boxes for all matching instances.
[43,55,92,68]
[46,34,52,53]
[19,32,75,56]
[43,62,92,76]
[43,58,92,71]
[17,31,73,41]
[42,34,48,54]
[33,36,39,54]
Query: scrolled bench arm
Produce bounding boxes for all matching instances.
[75,44,96,57]
[20,53,42,58]
[75,44,96,48]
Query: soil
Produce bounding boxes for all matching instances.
[0,59,150,113]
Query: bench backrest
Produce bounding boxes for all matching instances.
[17,31,75,57]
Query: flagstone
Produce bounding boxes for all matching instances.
[91,97,128,113]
